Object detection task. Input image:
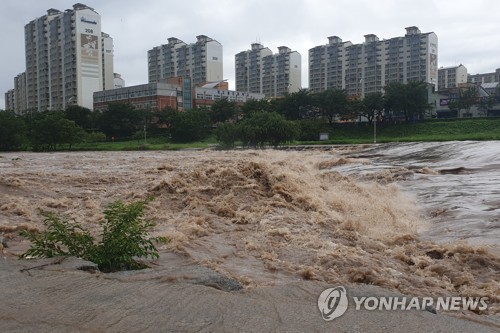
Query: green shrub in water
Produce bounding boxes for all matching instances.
[20,199,167,272]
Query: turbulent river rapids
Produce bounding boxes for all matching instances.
[0,141,499,313]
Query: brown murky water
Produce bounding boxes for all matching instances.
[0,144,498,314]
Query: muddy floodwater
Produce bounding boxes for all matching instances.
[0,141,499,316]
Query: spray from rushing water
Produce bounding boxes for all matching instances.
[0,147,498,314]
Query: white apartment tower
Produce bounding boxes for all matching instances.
[438,64,468,90]
[148,35,223,87]
[235,43,273,94]
[23,3,113,112]
[101,32,114,92]
[236,44,301,98]
[309,27,438,97]
[263,46,302,98]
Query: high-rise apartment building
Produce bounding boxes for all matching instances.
[235,43,273,94]
[437,64,467,90]
[236,44,301,98]
[147,35,223,87]
[13,73,27,113]
[5,90,15,111]
[309,36,350,94]
[6,72,28,113]
[309,27,438,98]
[17,3,114,113]
[101,32,115,92]
[262,46,302,98]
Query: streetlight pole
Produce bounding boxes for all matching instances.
[373,110,377,144]
[144,103,149,145]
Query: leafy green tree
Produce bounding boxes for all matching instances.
[277,89,313,120]
[237,111,298,147]
[315,89,350,124]
[477,95,496,117]
[65,105,93,131]
[384,81,430,121]
[169,108,211,143]
[0,111,27,151]
[97,103,142,139]
[361,92,385,124]
[240,99,275,115]
[384,82,406,119]
[215,122,239,148]
[296,119,329,141]
[136,106,156,131]
[210,98,238,124]
[348,98,364,122]
[86,132,107,145]
[59,118,87,150]
[153,107,177,133]
[448,87,479,116]
[30,111,86,151]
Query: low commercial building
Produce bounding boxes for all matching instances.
[435,82,499,118]
[93,82,180,112]
[93,79,265,112]
[194,81,264,108]
[468,68,500,85]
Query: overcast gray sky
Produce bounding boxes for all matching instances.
[1,0,499,110]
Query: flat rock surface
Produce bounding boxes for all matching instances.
[1,253,499,333]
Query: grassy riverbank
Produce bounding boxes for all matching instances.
[75,135,218,151]
[303,117,500,145]
[72,118,500,150]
